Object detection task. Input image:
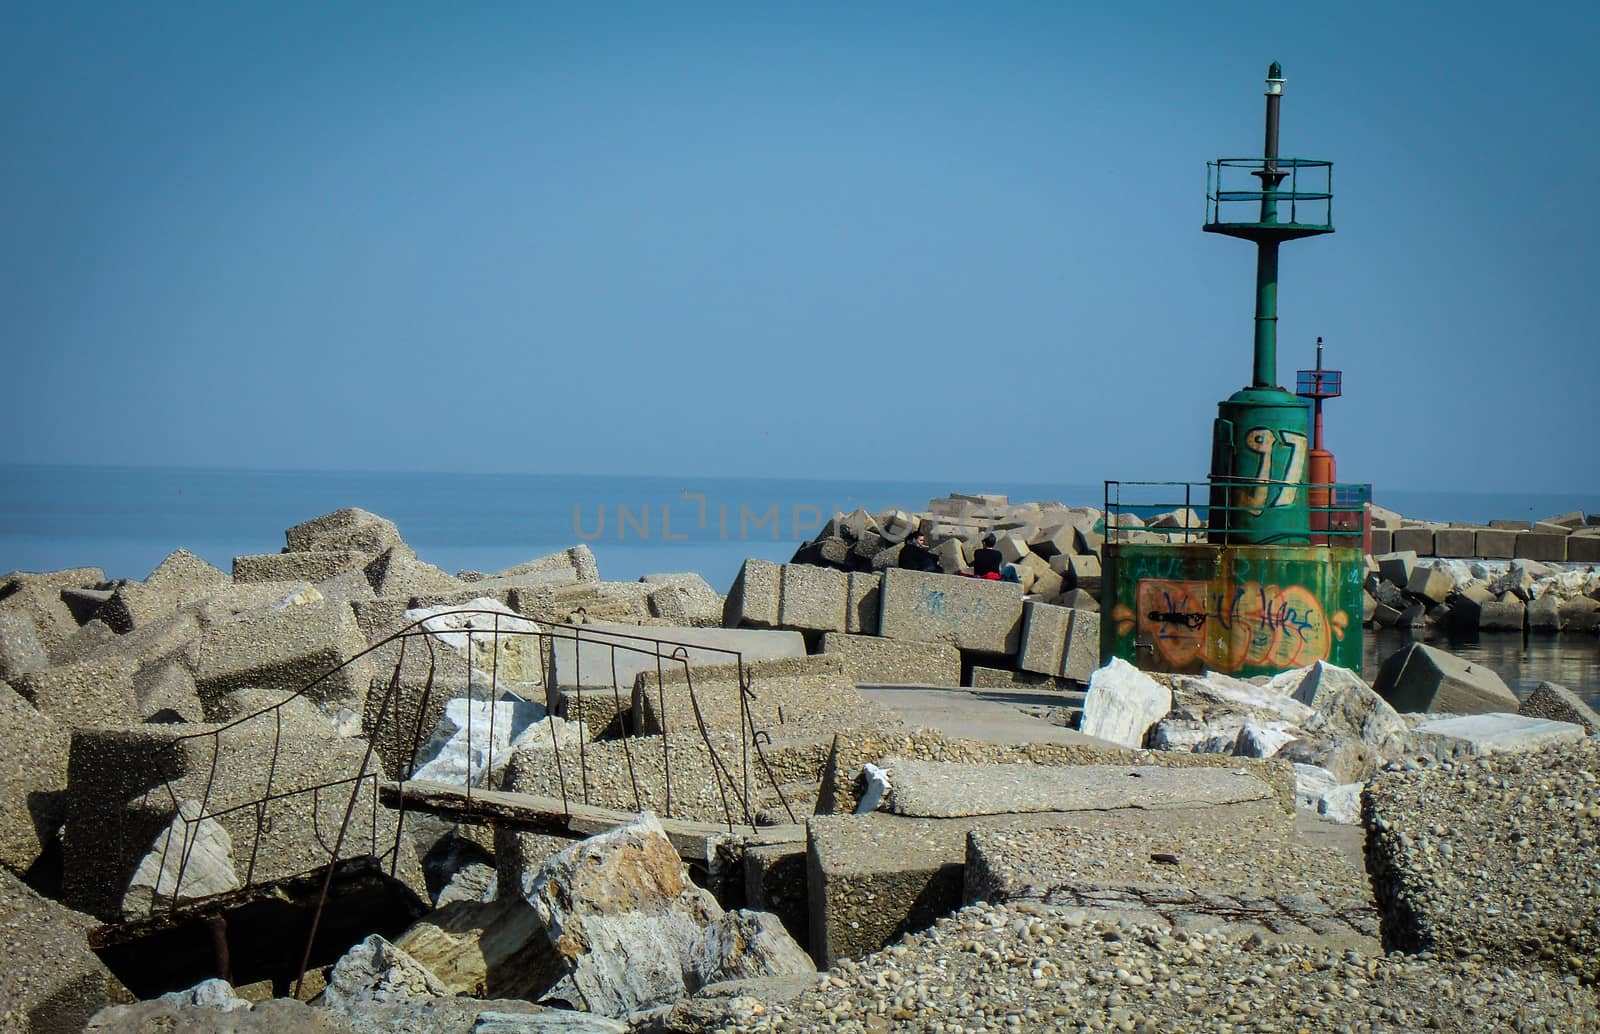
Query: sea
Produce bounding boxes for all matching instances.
[4,464,1597,701]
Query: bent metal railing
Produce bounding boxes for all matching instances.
[115,610,797,970]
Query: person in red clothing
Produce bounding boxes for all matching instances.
[972,533,1004,580]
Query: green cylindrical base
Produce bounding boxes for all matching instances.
[1207,386,1312,545]
[1100,541,1365,678]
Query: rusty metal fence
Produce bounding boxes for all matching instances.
[118,610,794,933]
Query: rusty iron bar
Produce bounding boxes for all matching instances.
[670,647,746,833]
[610,646,643,813]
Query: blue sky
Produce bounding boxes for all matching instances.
[4,2,1596,494]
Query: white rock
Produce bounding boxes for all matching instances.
[412,694,585,788]
[1234,719,1297,759]
[273,585,325,609]
[687,909,816,991]
[1148,715,1241,754]
[1080,658,1172,749]
[1412,713,1587,758]
[523,812,721,1017]
[403,598,542,687]
[1316,783,1363,825]
[855,763,891,814]
[321,934,452,1014]
[1286,660,1409,755]
[159,978,250,1012]
[122,799,242,917]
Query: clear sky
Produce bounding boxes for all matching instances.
[4,2,1596,495]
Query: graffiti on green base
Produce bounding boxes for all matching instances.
[1113,577,1350,672]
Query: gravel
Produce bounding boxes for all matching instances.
[712,902,1600,1033]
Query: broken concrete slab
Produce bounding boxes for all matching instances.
[64,715,423,922]
[1520,681,1600,733]
[1372,642,1519,715]
[1406,565,1454,605]
[1411,713,1587,757]
[877,569,1025,655]
[880,760,1276,819]
[1375,551,1418,588]
[962,802,1377,950]
[633,654,884,738]
[553,621,806,691]
[818,632,960,686]
[1478,597,1526,631]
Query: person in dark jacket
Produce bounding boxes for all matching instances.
[972,533,1004,580]
[897,531,940,572]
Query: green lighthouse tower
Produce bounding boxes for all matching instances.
[1204,63,1334,545]
[1098,64,1368,679]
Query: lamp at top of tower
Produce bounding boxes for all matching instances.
[1265,62,1284,96]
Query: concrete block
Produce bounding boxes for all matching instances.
[1519,681,1600,734]
[1514,533,1566,563]
[1446,585,1493,632]
[1373,603,1402,627]
[1405,565,1454,606]
[995,534,1030,563]
[0,869,127,1033]
[1475,529,1518,559]
[233,550,369,584]
[1058,587,1099,612]
[1028,565,1064,601]
[1531,521,1573,536]
[284,507,404,554]
[0,568,106,660]
[934,538,970,576]
[1372,642,1519,715]
[0,609,49,681]
[778,564,849,633]
[1065,554,1102,594]
[820,633,959,687]
[1412,713,1586,757]
[1367,529,1392,556]
[1376,551,1418,588]
[877,569,1026,655]
[1488,519,1530,530]
[723,559,781,629]
[133,660,206,723]
[1568,532,1600,564]
[1558,596,1600,633]
[553,621,805,690]
[363,546,464,599]
[1391,528,1436,556]
[1073,527,1104,558]
[1432,528,1477,559]
[1031,525,1076,560]
[1479,597,1526,632]
[845,573,881,635]
[11,657,139,728]
[194,601,370,710]
[1543,510,1587,529]
[1063,609,1101,682]
[1018,602,1071,676]
[1526,595,1561,633]
[0,685,70,874]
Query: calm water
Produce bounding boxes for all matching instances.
[4,464,1597,697]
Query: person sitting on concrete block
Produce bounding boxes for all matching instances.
[897,532,940,573]
[972,534,1004,581]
